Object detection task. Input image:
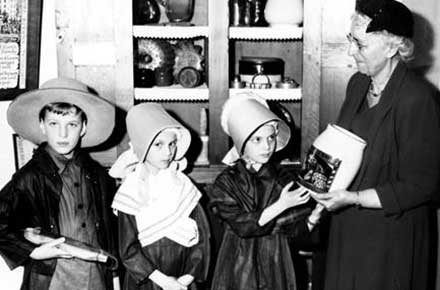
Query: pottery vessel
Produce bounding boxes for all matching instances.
[264,0,303,27]
[298,124,367,193]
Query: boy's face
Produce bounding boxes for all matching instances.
[39,111,87,159]
[243,124,277,164]
[145,130,177,173]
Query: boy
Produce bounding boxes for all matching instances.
[0,78,118,290]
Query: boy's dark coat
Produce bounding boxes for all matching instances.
[0,145,117,290]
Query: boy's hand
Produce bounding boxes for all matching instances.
[279,181,310,209]
[29,237,73,260]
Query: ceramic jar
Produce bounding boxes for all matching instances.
[298,124,367,193]
[264,0,303,27]
[163,0,195,23]
[133,0,161,24]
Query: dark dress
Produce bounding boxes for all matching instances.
[118,204,210,290]
[208,160,311,290]
[324,62,440,290]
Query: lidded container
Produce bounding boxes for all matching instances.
[297,124,367,193]
[239,57,284,87]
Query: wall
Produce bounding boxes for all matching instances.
[319,0,440,129]
[54,0,133,165]
[0,101,16,187]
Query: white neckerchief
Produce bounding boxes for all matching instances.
[111,147,200,247]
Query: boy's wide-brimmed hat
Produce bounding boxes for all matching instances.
[126,103,191,162]
[221,93,291,154]
[356,0,413,38]
[7,78,115,147]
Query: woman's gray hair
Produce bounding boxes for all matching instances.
[379,31,414,62]
[351,12,414,62]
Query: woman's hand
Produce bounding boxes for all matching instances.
[279,181,310,209]
[29,237,73,260]
[310,189,357,211]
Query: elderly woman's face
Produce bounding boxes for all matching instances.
[347,20,393,77]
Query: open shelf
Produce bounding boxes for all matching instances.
[134,84,209,101]
[229,26,303,40]
[230,87,302,101]
[133,25,209,38]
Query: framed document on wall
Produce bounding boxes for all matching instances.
[12,133,37,170]
[0,0,42,100]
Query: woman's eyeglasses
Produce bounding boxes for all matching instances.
[346,33,368,51]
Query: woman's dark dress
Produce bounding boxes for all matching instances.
[118,204,210,290]
[209,160,311,290]
[324,62,440,290]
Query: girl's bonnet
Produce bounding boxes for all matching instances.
[109,103,191,177]
[221,93,291,165]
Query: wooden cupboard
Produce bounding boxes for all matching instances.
[119,0,323,183]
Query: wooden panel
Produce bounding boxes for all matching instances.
[302,0,323,160]
[55,0,75,77]
[321,67,354,127]
[114,0,134,111]
[208,0,229,164]
[321,42,356,127]
[55,0,122,165]
[114,0,134,157]
[320,0,355,130]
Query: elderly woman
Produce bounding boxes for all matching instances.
[311,0,440,289]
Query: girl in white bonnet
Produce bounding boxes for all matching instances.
[208,93,323,290]
[110,103,210,290]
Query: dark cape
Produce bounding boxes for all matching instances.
[208,160,312,290]
[118,203,211,290]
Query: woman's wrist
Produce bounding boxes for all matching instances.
[354,191,361,207]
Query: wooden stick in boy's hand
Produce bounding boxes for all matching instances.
[24,227,116,269]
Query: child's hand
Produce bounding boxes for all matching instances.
[279,181,310,209]
[306,203,325,230]
[159,275,187,290]
[177,274,194,286]
[29,237,73,260]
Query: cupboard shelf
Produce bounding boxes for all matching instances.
[133,25,209,38]
[121,0,320,172]
[134,84,209,101]
[229,87,302,101]
[229,26,303,40]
